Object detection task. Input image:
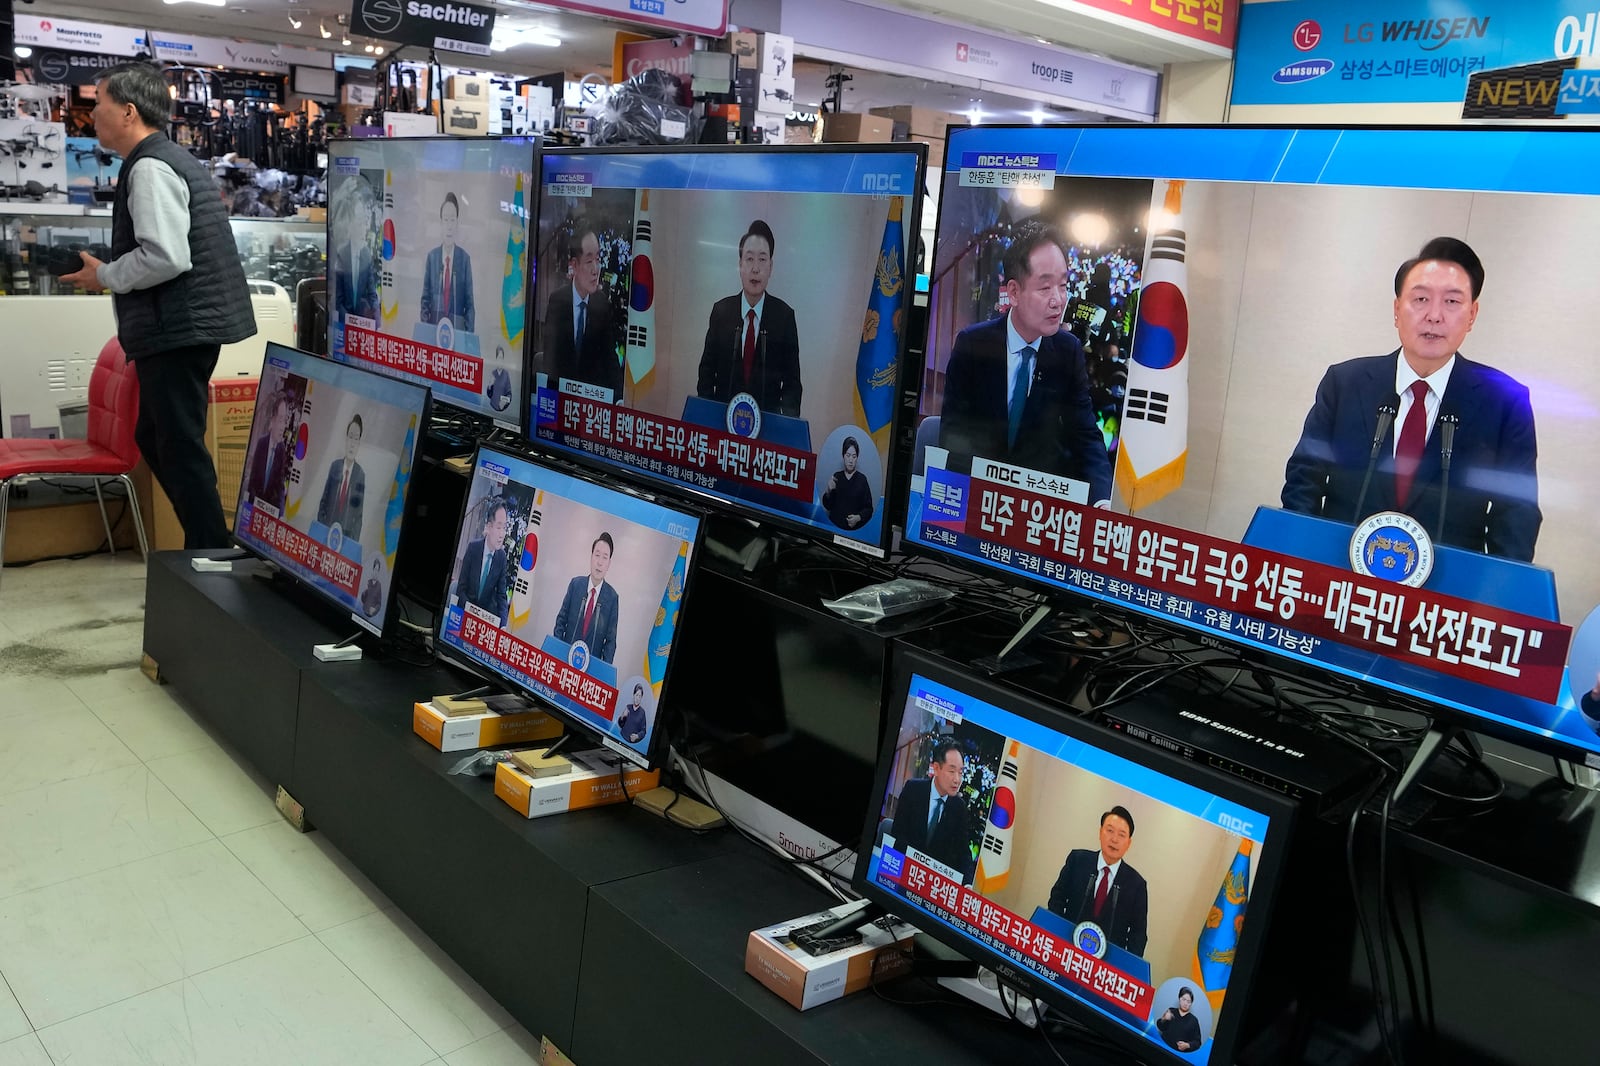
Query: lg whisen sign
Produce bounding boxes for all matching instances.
[349,0,496,56]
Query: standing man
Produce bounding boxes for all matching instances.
[890,737,975,880]
[455,498,509,623]
[316,414,367,542]
[544,221,621,396]
[552,532,620,664]
[696,220,802,417]
[421,192,475,331]
[1045,806,1150,956]
[939,221,1113,505]
[62,62,256,549]
[1281,237,1541,560]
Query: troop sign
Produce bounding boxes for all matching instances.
[349,0,496,55]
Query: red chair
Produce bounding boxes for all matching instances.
[0,337,149,583]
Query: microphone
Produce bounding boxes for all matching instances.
[1352,393,1400,522]
[1108,882,1119,933]
[1080,872,1098,923]
[1436,412,1460,542]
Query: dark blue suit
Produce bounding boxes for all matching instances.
[552,576,619,664]
[455,536,508,623]
[1282,351,1541,562]
[421,244,475,332]
[1046,850,1149,957]
[939,316,1113,503]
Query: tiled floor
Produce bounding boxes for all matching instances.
[0,554,543,1065]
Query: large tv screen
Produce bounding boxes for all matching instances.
[905,124,1600,759]
[527,144,926,554]
[326,136,537,432]
[857,649,1293,1066]
[235,342,430,636]
[435,446,701,768]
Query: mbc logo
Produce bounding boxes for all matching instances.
[1218,813,1255,836]
[860,173,905,193]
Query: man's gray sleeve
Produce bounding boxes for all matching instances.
[96,158,193,293]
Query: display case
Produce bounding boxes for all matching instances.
[0,207,325,299]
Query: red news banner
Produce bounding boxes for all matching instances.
[555,394,817,502]
[895,856,1154,1017]
[345,325,483,392]
[248,510,362,596]
[457,614,617,719]
[959,474,1569,703]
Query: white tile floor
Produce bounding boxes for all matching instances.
[0,555,544,1065]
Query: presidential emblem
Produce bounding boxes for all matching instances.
[1349,511,1434,588]
[726,391,762,439]
[567,640,590,672]
[326,522,344,553]
[436,317,455,351]
[1072,921,1109,960]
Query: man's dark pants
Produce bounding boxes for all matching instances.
[133,344,231,549]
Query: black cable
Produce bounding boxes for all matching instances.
[1404,852,1438,1043]
[1346,777,1403,1065]
[1375,783,1407,1060]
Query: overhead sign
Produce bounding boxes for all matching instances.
[1232,0,1600,106]
[544,0,726,37]
[147,34,334,72]
[13,14,145,55]
[1074,0,1239,51]
[782,0,1159,118]
[349,0,497,56]
[29,47,124,87]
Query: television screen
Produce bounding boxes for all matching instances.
[858,649,1293,1066]
[234,341,431,636]
[906,124,1600,759]
[435,445,701,768]
[326,136,536,432]
[527,144,926,553]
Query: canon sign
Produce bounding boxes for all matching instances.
[349,0,496,53]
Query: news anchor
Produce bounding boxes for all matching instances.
[695,220,802,417]
[1282,237,1541,561]
[244,390,291,510]
[455,498,509,623]
[938,221,1113,505]
[552,532,620,664]
[420,192,475,332]
[316,413,367,541]
[890,737,974,880]
[544,221,622,396]
[1045,806,1149,956]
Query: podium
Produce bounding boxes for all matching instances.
[681,395,813,453]
[1028,906,1156,1033]
[1241,506,1560,621]
[540,634,620,687]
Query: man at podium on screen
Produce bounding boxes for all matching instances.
[939,222,1113,506]
[420,192,476,332]
[544,222,622,396]
[695,220,802,417]
[1281,237,1541,561]
[889,738,974,880]
[552,532,619,664]
[316,414,367,542]
[1045,806,1149,956]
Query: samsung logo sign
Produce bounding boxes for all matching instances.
[1273,59,1334,84]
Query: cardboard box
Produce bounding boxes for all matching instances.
[756,71,796,111]
[745,906,916,1010]
[869,105,966,140]
[412,701,565,752]
[759,32,794,76]
[152,378,257,551]
[753,111,787,145]
[447,74,489,101]
[494,751,661,818]
[728,30,759,69]
[341,82,379,107]
[822,112,893,143]
[444,101,489,136]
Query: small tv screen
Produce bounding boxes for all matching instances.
[858,649,1293,1066]
[326,136,537,432]
[527,144,926,553]
[906,123,1600,760]
[435,446,701,768]
[234,341,431,636]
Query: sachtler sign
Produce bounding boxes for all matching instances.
[30,47,122,86]
[349,0,496,56]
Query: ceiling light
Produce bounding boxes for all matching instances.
[373,45,385,55]
[164,0,227,6]
[320,21,331,39]
[1031,108,1045,125]
[492,29,561,51]
[288,13,302,30]
[13,46,31,59]
[363,43,375,53]
[341,34,352,46]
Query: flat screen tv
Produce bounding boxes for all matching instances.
[434,445,702,768]
[234,341,430,637]
[857,647,1294,1066]
[905,123,1600,760]
[527,143,926,554]
[326,136,537,433]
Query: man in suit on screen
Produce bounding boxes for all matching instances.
[552,532,620,664]
[455,498,509,623]
[244,390,291,510]
[544,222,622,396]
[316,414,367,541]
[1046,806,1149,956]
[1282,237,1541,561]
[420,192,476,332]
[695,220,802,417]
[939,221,1113,505]
[890,737,975,880]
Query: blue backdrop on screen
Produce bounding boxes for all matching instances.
[1231,0,1600,106]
